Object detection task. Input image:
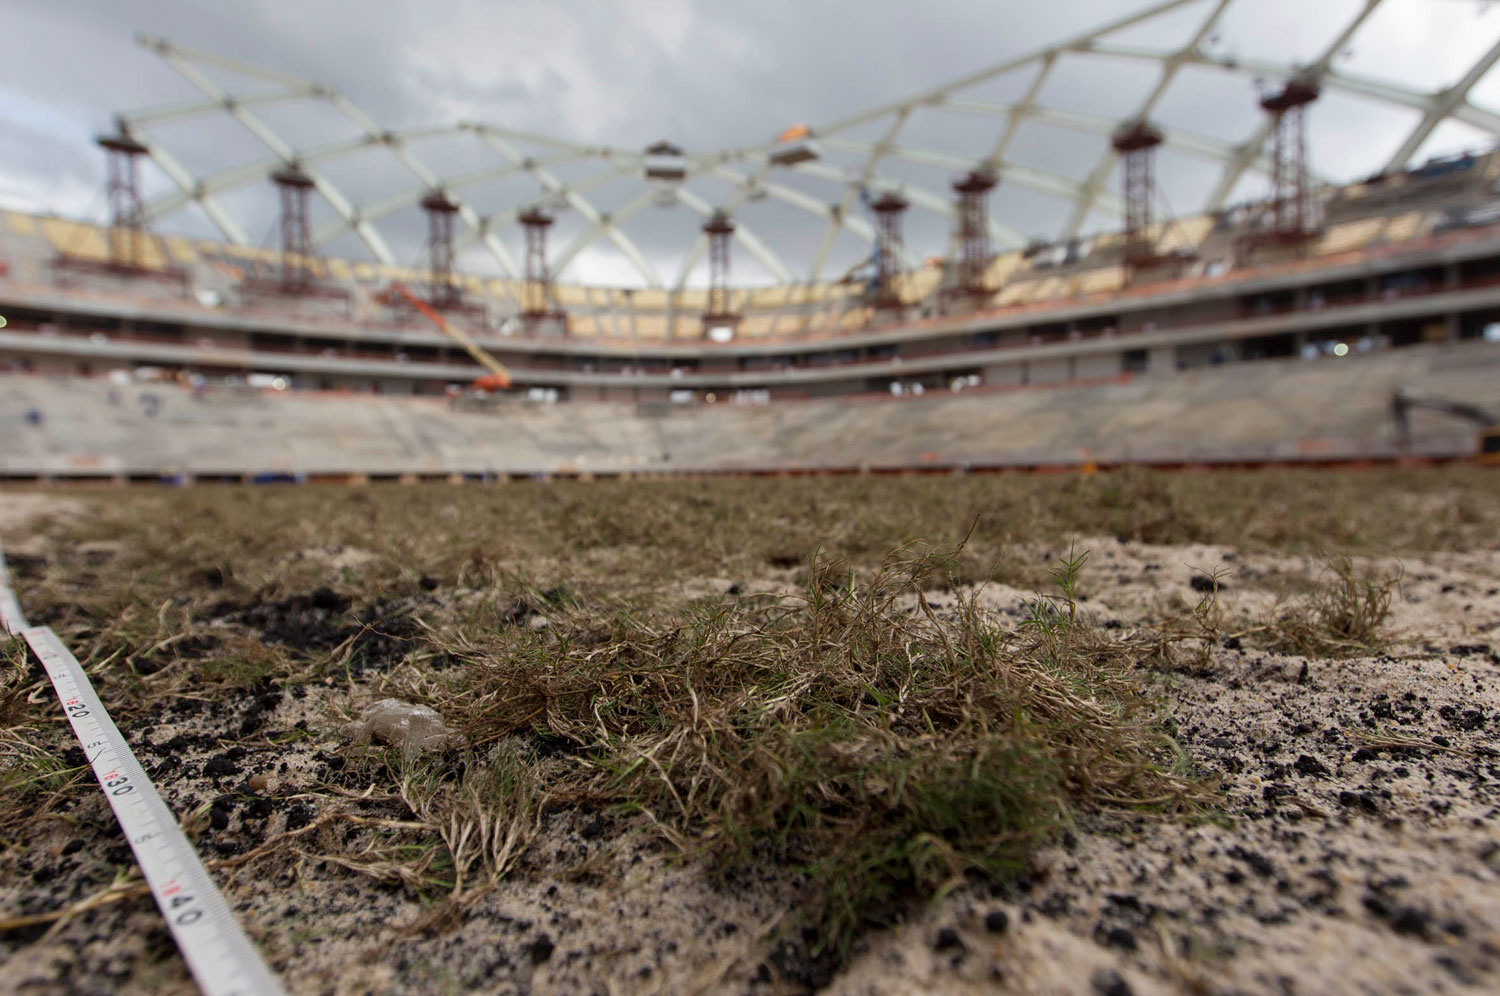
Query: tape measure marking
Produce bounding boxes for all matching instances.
[0,545,285,995]
[23,625,287,996]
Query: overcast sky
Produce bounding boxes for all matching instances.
[4,0,1500,287]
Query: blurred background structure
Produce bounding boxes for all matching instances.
[3,0,1500,478]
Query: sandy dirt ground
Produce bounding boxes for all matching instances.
[0,495,1497,995]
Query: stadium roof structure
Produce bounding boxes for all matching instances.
[117,0,1500,291]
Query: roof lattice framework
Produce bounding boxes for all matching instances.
[118,0,1500,292]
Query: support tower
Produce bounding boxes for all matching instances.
[421,190,461,310]
[702,209,738,333]
[97,132,151,271]
[1259,76,1321,244]
[1112,120,1164,268]
[272,165,317,292]
[951,168,998,298]
[518,206,555,321]
[871,191,909,311]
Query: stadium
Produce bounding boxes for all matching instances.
[3,2,1500,995]
[3,0,1500,477]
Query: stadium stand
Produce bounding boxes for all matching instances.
[2,339,1493,479]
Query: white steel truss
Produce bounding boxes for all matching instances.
[118,0,1500,291]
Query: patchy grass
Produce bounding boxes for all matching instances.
[431,547,1200,953]
[1251,557,1403,658]
[0,466,1494,978]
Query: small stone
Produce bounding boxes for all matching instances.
[1092,967,1133,996]
[1294,754,1329,777]
[247,773,271,792]
[933,927,964,952]
[984,910,1010,934]
[1391,907,1431,938]
[526,934,555,964]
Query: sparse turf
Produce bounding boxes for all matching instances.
[1,466,1496,991]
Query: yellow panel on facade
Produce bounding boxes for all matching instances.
[737,315,774,337]
[1313,218,1383,256]
[773,313,803,335]
[327,259,352,281]
[1033,276,1068,302]
[1381,211,1424,244]
[554,284,590,306]
[569,315,598,335]
[42,219,109,262]
[632,288,669,309]
[6,212,37,236]
[133,237,168,271]
[1157,216,1212,253]
[985,251,1023,285]
[903,268,942,301]
[747,286,787,307]
[634,314,668,338]
[996,280,1037,306]
[1078,266,1125,296]
[675,288,708,310]
[165,236,197,265]
[840,307,872,330]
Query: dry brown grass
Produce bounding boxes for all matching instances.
[422,546,1200,952]
[0,466,1494,963]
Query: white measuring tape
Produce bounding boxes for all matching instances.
[2,539,285,996]
[0,537,26,634]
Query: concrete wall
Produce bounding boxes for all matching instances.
[1,340,1496,478]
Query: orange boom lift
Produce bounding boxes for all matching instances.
[388,282,512,391]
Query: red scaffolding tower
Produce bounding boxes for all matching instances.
[871,191,909,311]
[1112,120,1164,268]
[97,132,151,271]
[518,206,555,321]
[1259,76,1321,245]
[272,165,317,292]
[951,168,997,298]
[421,189,461,310]
[702,209,738,333]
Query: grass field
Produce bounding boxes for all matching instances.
[2,468,1498,994]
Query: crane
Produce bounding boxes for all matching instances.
[387,282,512,391]
[1391,387,1500,464]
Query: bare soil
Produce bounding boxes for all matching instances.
[1,477,1497,995]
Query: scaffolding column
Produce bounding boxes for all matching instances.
[518,206,555,322]
[1111,120,1164,269]
[421,190,461,310]
[1260,76,1321,244]
[871,191,909,311]
[702,209,738,335]
[97,132,151,271]
[952,168,997,298]
[272,165,316,292]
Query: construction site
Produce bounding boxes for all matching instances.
[2,1,1500,994]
